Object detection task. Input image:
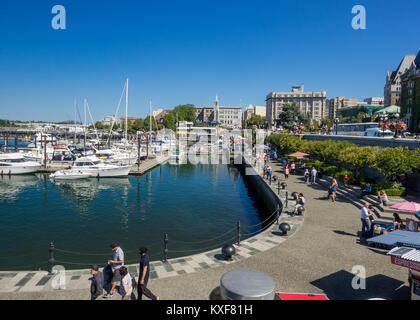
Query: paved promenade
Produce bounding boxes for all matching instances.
[0,160,410,300]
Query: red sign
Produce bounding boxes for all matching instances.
[391,256,420,272]
[406,219,419,232]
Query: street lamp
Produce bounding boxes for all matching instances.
[394,113,400,137]
[380,111,388,137]
[335,118,339,135]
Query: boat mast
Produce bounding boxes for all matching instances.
[125,78,129,143]
[74,98,77,144]
[149,100,152,133]
[84,98,87,157]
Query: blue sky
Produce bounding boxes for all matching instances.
[0,0,419,122]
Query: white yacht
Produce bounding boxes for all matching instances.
[0,153,42,174]
[68,156,133,177]
[49,169,91,180]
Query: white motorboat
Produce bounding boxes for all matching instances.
[0,153,42,174]
[70,156,133,177]
[49,169,91,180]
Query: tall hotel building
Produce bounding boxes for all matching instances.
[266,85,327,128]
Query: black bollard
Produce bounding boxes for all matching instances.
[163,233,168,263]
[277,181,281,195]
[276,204,280,224]
[285,191,289,209]
[48,242,55,275]
[237,221,241,246]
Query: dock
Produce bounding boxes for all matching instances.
[36,154,170,176]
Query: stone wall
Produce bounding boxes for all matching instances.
[302,134,420,150]
[238,157,282,214]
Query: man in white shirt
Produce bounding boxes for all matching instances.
[311,167,317,184]
[361,203,374,238]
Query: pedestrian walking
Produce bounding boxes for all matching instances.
[361,203,374,238]
[137,247,159,301]
[89,264,104,300]
[330,179,338,202]
[311,167,317,184]
[304,169,309,183]
[290,162,296,175]
[119,266,133,300]
[267,166,273,182]
[103,242,124,299]
[284,166,289,179]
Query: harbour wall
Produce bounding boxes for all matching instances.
[302,134,420,150]
[238,156,282,215]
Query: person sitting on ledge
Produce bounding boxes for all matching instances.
[377,190,389,206]
[293,193,305,216]
[393,213,405,230]
[360,183,372,199]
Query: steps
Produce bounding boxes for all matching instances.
[316,176,417,221]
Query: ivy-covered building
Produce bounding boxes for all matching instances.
[401,50,420,133]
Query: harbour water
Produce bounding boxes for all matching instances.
[0,162,273,271]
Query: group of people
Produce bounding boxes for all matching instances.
[360,202,406,239]
[90,242,159,301]
[303,167,318,184]
[263,165,273,180]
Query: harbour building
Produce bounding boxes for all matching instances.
[266,85,327,128]
[401,50,420,133]
[195,96,242,128]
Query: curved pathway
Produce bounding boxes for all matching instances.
[0,160,410,300]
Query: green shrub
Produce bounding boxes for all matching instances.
[313,160,324,169]
[322,165,337,177]
[384,188,406,196]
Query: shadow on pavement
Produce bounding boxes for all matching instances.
[310,269,409,300]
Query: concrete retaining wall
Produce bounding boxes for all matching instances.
[303,134,420,150]
[238,157,282,214]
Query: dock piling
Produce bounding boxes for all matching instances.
[48,242,55,275]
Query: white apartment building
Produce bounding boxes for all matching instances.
[364,97,384,105]
[266,86,327,127]
[102,116,117,127]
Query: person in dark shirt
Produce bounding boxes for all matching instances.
[89,264,104,300]
[137,247,159,301]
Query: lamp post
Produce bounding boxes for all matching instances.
[380,111,388,137]
[394,112,400,138]
[334,118,339,135]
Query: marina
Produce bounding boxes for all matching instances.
[0,161,273,271]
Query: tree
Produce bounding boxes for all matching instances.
[374,147,419,179]
[133,118,144,132]
[163,104,196,130]
[143,116,157,132]
[267,134,302,154]
[246,115,264,128]
[94,121,103,130]
[338,146,378,177]
[276,103,308,130]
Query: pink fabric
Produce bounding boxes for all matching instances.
[390,202,420,213]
